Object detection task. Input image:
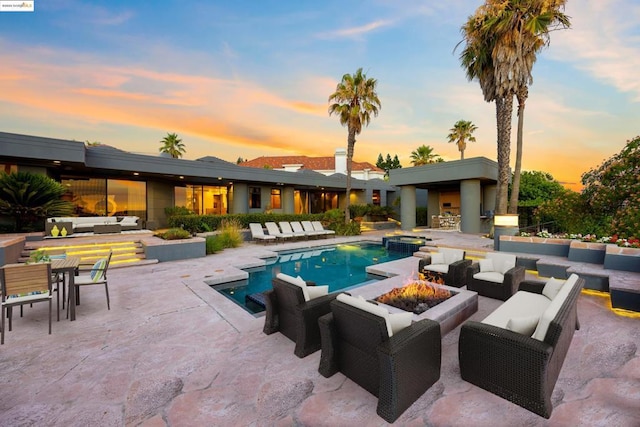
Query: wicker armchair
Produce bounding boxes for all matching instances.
[263,277,337,358]
[466,252,525,301]
[417,248,472,287]
[318,299,441,423]
[458,277,584,418]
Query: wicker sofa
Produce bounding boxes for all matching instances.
[418,247,472,287]
[47,216,141,233]
[262,274,337,358]
[466,252,525,300]
[318,294,441,423]
[458,273,584,418]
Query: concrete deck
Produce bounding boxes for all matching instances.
[1,231,639,426]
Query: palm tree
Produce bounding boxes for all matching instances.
[447,120,478,160]
[410,145,441,166]
[159,133,186,158]
[328,68,381,223]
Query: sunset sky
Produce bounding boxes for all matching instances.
[1,1,638,191]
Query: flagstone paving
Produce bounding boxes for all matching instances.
[1,231,638,426]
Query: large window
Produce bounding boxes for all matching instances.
[175,185,228,214]
[309,191,339,213]
[61,177,147,220]
[270,188,281,209]
[249,187,261,209]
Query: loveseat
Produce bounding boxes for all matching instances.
[47,216,141,233]
[458,273,584,418]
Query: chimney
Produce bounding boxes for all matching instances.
[335,148,347,174]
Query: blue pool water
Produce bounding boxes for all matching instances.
[213,242,410,314]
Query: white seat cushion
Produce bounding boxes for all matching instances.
[542,277,564,300]
[482,291,551,329]
[473,271,505,284]
[479,259,494,272]
[425,264,449,274]
[430,252,445,265]
[506,315,540,336]
[486,252,516,274]
[439,248,464,265]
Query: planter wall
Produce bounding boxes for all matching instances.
[0,236,25,266]
[603,245,640,272]
[499,236,571,257]
[142,237,206,262]
[568,241,607,264]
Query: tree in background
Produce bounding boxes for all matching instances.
[446,120,477,160]
[159,133,186,158]
[513,170,566,229]
[0,172,74,232]
[236,157,245,164]
[329,68,381,223]
[376,153,402,178]
[410,145,442,166]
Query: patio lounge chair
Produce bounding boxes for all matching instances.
[466,252,525,301]
[291,221,323,238]
[279,221,306,240]
[418,247,472,287]
[265,222,294,241]
[312,221,336,237]
[249,223,276,244]
[318,294,441,423]
[263,273,337,358]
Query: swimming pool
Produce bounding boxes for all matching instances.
[212,242,411,314]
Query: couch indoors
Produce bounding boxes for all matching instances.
[47,216,141,233]
[458,273,584,418]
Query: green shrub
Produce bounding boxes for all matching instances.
[349,204,370,218]
[157,227,191,240]
[164,206,194,217]
[206,235,225,254]
[217,218,243,248]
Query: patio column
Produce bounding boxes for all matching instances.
[400,185,416,230]
[460,179,481,233]
[231,183,248,214]
[427,190,439,227]
[282,186,295,214]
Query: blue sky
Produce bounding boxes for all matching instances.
[1,0,639,190]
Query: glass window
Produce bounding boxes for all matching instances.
[107,179,146,219]
[270,188,281,209]
[249,187,261,209]
[372,190,381,206]
[61,178,107,216]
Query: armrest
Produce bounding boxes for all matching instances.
[378,318,440,359]
[262,289,279,335]
[298,292,337,320]
[418,256,432,272]
[466,262,480,284]
[504,265,526,294]
[519,280,546,294]
[318,312,339,377]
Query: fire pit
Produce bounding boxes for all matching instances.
[375,280,455,315]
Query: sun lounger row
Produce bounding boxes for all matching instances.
[249,221,335,243]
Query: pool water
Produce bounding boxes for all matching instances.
[213,242,410,314]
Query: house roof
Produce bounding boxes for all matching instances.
[239,155,383,172]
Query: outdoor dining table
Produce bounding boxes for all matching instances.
[51,257,80,321]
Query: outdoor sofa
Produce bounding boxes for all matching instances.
[47,216,141,233]
[459,273,584,418]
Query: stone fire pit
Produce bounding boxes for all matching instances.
[375,281,455,314]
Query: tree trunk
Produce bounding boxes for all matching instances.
[345,127,357,224]
[509,88,527,214]
[495,95,514,214]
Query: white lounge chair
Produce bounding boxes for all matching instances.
[301,221,325,238]
[265,222,294,241]
[279,221,306,239]
[312,221,336,237]
[249,223,276,244]
[291,221,323,238]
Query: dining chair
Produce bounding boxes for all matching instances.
[1,262,53,344]
[68,251,113,316]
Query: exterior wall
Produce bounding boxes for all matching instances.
[400,185,416,230]
[147,181,174,229]
[282,186,295,214]
[460,179,481,233]
[483,184,497,215]
[232,183,248,214]
[335,148,347,174]
[427,191,439,226]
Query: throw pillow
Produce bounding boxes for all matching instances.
[542,277,564,300]
[506,315,539,336]
[479,259,494,273]
[430,252,445,265]
[388,312,413,335]
[306,285,329,300]
[90,259,107,282]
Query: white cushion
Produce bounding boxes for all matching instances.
[337,293,393,337]
[306,285,329,300]
[482,291,551,328]
[424,263,449,274]
[507,315,539,336]
[276,273,309,301]
[439,248,464,265]
[479,259,494,272]
[486,252,516,274]
[473,271,505,284]
[430,252,445,265]
[532,274,579,341]
[542,277,564,300]
[388,311,413,335]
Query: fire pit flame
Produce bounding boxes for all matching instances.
[375,280,454,315]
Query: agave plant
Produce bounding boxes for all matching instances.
[0,172,74,232]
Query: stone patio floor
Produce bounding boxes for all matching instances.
[1,230,638,426]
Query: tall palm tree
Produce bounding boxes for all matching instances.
[328,68,381,223]
[410,145,441,166]
[447,120,478,160]
[159,133,186,158]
